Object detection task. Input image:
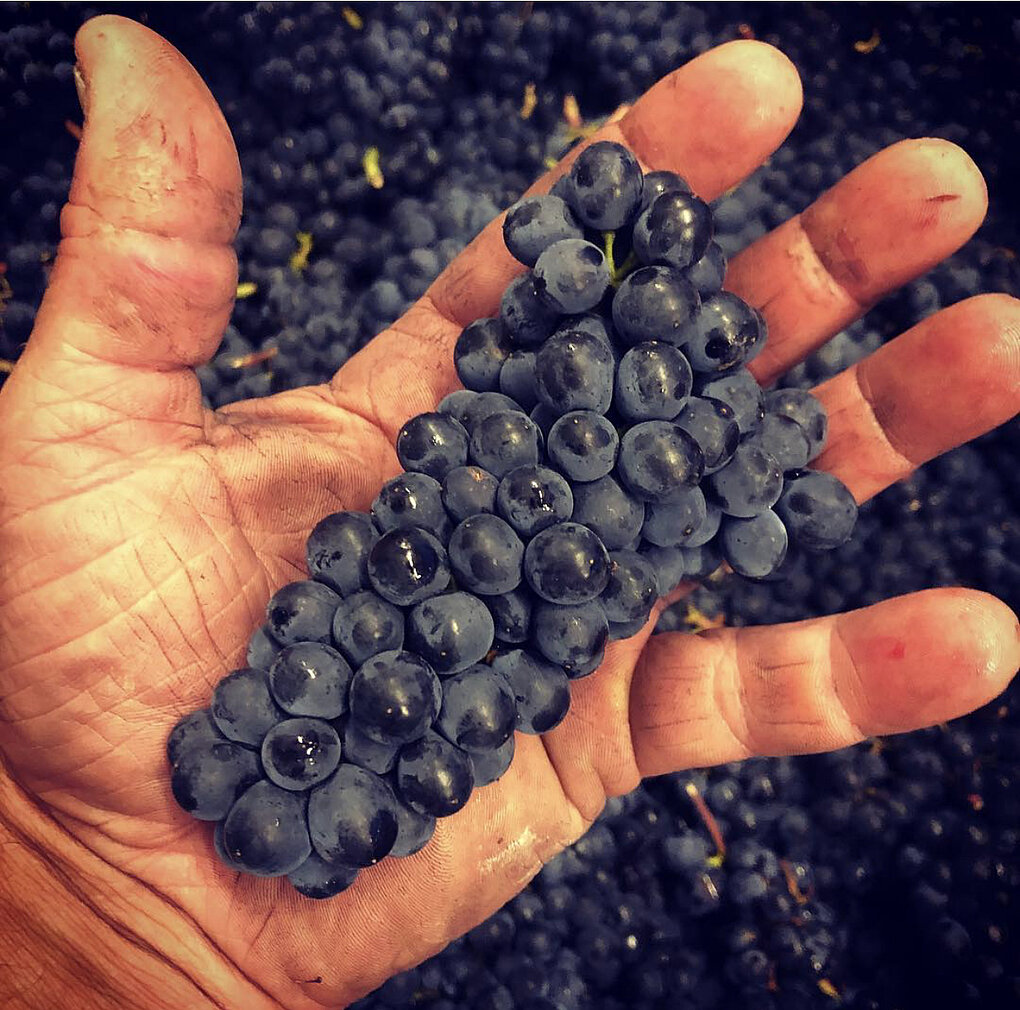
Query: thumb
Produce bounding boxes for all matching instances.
[1,15,241,437]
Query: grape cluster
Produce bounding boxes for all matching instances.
[167,140,859,897]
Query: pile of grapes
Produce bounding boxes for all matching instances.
[167,140,857,899]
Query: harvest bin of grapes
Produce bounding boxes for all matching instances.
[1,5,1018,1010]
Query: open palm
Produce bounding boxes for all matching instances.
[1,17,1018,1010]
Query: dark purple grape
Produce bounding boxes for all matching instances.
[534,329,615,415]
[331,591,405,668]
[166,708,222,767]
[470,732,516,787]
[246,624,282,671]
[570,475,645,550]
[211,667,285,747]
[697,368,764,437]
[390,796,436,857]
[617,421,705,503]
[396,730,475,817]
[496,464,574,537]
[634,190,713,270]
[503,194,584,267]
[614,342,693,421]
[642,487,709,548]
[491,650,571,735]
[266,580,342,646]
[455,317,512,392]
[337,714,400,775]
[684,292,764,374]
[261,717,342,791]
[170,738,261,821]
[396,412,470,480]
[367,527,450,606]
[533,239,610,314]
[547,410,620,482]
[436,664,517,753]
[306,512,378,597]
[532,600,608,678]
[744,413,811,472]
[565,141,643,230]
[524,521,611,605]
[469,409,542,478]
[442,465,499,523]
[600,550,659,623]
[349,649,442,746]
[406,591,495,674]
[720,510,789,579]
[612,265,700,347]
[448,514,525,595]
[221,779,312,876]
[764,388,829,461]
[639,170,691,211]
[308,763,399,866]
[707,443,784,518]
[673,396,740,474]
[499,350,539,410]
[500,272,560,348]
[372,472,450,537]
[775,470,858,550]
[288,852,359,899]
[268,642,352,720]
[486,587,534,645]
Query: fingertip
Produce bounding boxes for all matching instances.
[946,588,1020,699]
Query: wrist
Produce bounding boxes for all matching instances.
[0,759,274,1010]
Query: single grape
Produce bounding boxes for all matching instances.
[764,388,829,460]
[612,265,700,347]
[673,395,740,473]
[436,389,479,428]
[496,464,574,537]
[288,852,360,899]
[534,329,615,415]
[600,550,659,623]
[266,580,342,646]
[436,664,517,753]
[261,717,342,791]
[469,409,542,478]
[330,591,405,668]
[570,475,645,550]
[268,642,352,720]
[486,587,534,644]
[500,272,560,348]
[367,527,450,606]
[617,420,705,503]
[547,410,619,482]
[720,510,789,579]
[396,729,475,817]
[396,411,470,480]
[639,170,691,211]
[565,141,643,230]
[308,763,399,866]
[406,591,495,675]
[686,502,723,548]
[533,239,610,314]
[744,413,811,471]
[337,714,400,775]
[697,368,764,437]
[442,465,499,523]
[532,600,609,678]
[170,738,261,821]
[166,708,222,767]
[349,650,442,746]
[775,470,858,550]
[390,796,437,857]
[470,732,516,787]
[681,540,724,580]
[633,190,713,270]
[491,650,571,735]
[684,292,764,374]
[641,487,709,548]
[499,350,539,410]
[503,194,584,267]
[639,544,687,594]
[211,667,285,747]
[448,514,525,595]
[221,779,312,876]
[685,241,727,298]
[524,521,611,605]
[454,317,512,392]
[706,443,784,518]
[552,312,616,356]
[246,624,282,671]
[372,472,450,537]
[306,511,378,597]
[529,401,561,437]
[614,342,693,421]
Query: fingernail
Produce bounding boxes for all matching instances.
[73,64,89,117]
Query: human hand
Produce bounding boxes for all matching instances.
[1,15,1018,1010]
